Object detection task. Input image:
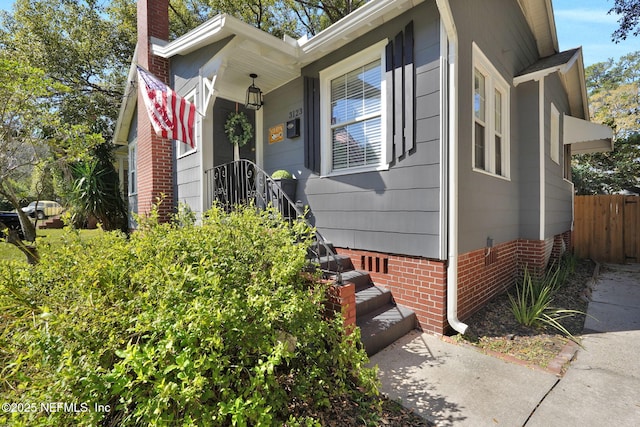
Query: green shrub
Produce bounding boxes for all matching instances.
[271,170,293,179]
[0,205,377,426]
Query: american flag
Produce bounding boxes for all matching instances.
[137,66,196,148]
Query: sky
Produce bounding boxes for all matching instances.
[0,0,636,67]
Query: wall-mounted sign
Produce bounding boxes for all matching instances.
[269,124,284,144]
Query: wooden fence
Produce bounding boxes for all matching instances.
[574,195,640,264]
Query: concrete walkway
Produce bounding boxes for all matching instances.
[370,263,640,426]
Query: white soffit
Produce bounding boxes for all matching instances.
[517,0,558,57]
[151,14,297,59]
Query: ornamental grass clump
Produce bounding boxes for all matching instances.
[509,256,585,345]
[0,205,378,426]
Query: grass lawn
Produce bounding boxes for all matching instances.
[0,228,104,263]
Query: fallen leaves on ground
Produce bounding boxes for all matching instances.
[452,259,595,369]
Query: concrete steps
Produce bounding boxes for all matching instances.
[37,215,64,229]
[317,243,416,356]
[357,304,416,356]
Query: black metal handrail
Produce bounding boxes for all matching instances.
[204,160,342,283]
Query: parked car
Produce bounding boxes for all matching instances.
[22,200,64,219]
[0,211,24,239]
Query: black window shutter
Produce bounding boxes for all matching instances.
[385,42,395,161]
[393,31,405,158]
[304,76,321,174]
[404,21,415,153]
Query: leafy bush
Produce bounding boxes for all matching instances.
[271,170,293,179]
[0,206,377,426]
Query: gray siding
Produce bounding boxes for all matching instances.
[171,37,233,94]
[517,81,541,239]
[128,107,138,227]
[264,1,442,258]
[262,77,304,177]
[176,151,200,214]
[544,73,573,236]
[452,0,552,253]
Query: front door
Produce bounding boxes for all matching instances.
[213,98,256,166]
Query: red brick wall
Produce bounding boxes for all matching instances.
[337,248,447,334]
[457,240,519,322]
[336,230,572,335]
[551,231,572,263]
[517,238,550,276]
[325,282,356,334]
[136,0,174,221]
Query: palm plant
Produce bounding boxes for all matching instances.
[69,143,128,233]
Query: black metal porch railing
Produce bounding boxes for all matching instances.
[204,160,342,282]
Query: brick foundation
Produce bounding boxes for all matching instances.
[457,240,518,322]
[337,248,447,334]
[336,230,572,335]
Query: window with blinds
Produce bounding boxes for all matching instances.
[330,60,382,171]
[319,40,387,175]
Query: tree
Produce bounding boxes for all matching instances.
[572,52,640,195]
[0,56,102,262]
[0,0,136,135]
[1,0,131,242]
[611,0,640,42]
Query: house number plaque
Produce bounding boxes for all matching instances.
[269,124,284,144]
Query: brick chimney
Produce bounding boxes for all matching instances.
[136,0,173,221]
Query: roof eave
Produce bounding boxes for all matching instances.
[298,0,424,65]
[151,14,298,59]
[513,48,589,119]
[113,44,139,146]
[518,0,559,57]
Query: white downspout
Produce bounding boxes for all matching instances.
[437,0,468,335]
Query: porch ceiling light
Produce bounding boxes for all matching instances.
[245,73,263,110]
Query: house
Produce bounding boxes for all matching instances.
[114,0,612,342]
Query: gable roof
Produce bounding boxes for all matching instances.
[515,48,581,79]
[513,47,589,119]
[513,47,613,154]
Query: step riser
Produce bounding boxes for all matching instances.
[355,286,392,318]
[330,270,373,292]
[306,246,416,357]
[358,306,416,356]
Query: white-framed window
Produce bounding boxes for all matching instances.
[177,90,197,157]
[128,143,137,196]
[320,40,388,175]
[472,43,510,178]
[550,103,560,164]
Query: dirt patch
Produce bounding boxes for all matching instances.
[451,258,595,370]
[289,394,433,426]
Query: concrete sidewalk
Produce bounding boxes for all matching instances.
[370,263,640,426]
